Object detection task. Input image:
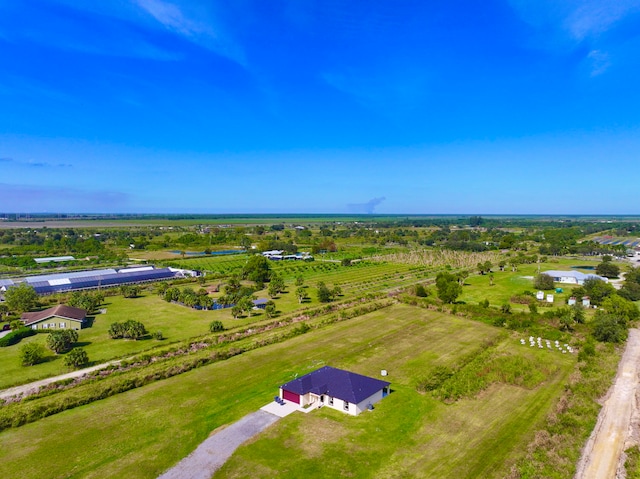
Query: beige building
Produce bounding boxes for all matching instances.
[21,305,87,330]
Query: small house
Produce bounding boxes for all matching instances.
[541,270,608,285]
[280,366,390,416]
[21,304,87,330]
[568,297,576,306]
[252,298,268,309]
[536,291,544,301]
[546,294,554,303]
[582,296,591,308]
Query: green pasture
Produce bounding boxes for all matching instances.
[458,258,603,311]
[0,293,271,389]
[0,304,574,479]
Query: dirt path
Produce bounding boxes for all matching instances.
[0,360,119,401]
[574,328,640,479]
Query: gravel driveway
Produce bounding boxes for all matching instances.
[157,410,280,479]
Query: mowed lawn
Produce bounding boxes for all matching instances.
[0,293,268,389]
[0,304,573,479]
[458,258,603,311]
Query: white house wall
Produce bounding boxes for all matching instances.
[355,389,386,415]
[280,387,390,416]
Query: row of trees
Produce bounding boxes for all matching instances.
[161,285,215,309]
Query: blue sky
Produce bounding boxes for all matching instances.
[1,0,640,214]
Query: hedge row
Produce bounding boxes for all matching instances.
[0,327,36,347]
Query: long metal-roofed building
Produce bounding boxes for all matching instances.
[13,266,179,295]
[0,279,15,292]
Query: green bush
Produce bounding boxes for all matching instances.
[64,348,89,369]
[415,284,428,297]
[108,320,147,340]
[533,273,555,290]
[46,330,78,354]
[19,342,46,366]
[0,327,36,347]
[592,312,627,343]
[209,320,224,332]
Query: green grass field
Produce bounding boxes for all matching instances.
[0,304,574,479]
[0,293,275,389]
[458,258,604,311]
[0,256,596,389]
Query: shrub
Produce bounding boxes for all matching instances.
[20,342,46,366]
[209,320,224,333]
[46,330,78,354]
[292,322,311,335]
[108,320,147,340]
[592,312,627,343]
[533,274,555,290]
[317,283,333,303]
[578,338,596,361]
[64,348,89,369]
[153,331,164,340]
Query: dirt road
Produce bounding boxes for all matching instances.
[574,328,640,479]
[0,360,119,401]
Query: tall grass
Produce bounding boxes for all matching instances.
[424,345,558,403]
[514,341,621,478]
[371,249,501,269]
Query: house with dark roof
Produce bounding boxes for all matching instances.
[279,366,390,416]
[21,305,87,330]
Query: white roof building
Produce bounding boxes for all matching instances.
[541,270,608,285]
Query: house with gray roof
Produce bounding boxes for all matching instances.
[280,366,390,416]
[541,270,608,285]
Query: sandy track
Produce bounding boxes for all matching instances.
[574,328,640,479]
[0,360,119,401]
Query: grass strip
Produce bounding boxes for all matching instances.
[514,341,621,478]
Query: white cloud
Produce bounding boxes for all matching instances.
[508,0,640,77]
[565,1,640,40]
[133,0,246,66]
[135,0,208,38]
[509,0,640,41]
[587,49,610,76]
